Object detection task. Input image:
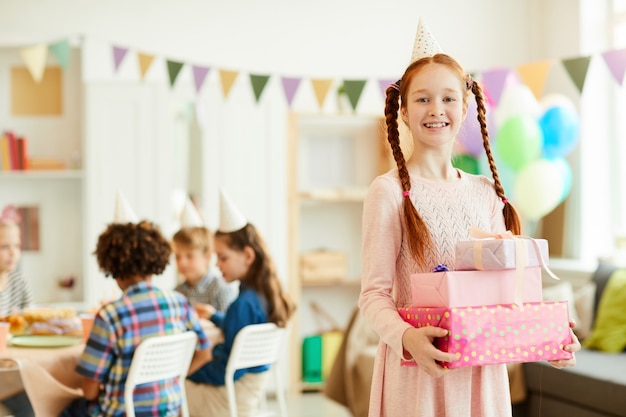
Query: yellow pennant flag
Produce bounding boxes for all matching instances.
[219,69,239,99]
[20,44,48,83]
[136,52,155,80]
[515,60,553,100]
[311,78,333,110]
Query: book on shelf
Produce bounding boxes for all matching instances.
[0,133,10,171]
[5,131,18,170]
[28,158,66,170]
[16,136,29,170]
[0,132,30,171]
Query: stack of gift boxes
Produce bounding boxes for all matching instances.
[399,230,573,369]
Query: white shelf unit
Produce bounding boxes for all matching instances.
[287,112,388,392]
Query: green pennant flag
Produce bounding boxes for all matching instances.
[343,79,367,111]
[250,74,270,103]
[561,56,591,93]
[167,60,184,87]
[49,39,71,70]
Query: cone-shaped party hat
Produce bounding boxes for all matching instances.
[410,18,444,63]
[180,196,204,227]
[114,190,138,224]
[218,190,247,233]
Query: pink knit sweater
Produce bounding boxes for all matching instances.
[359,170,512,417]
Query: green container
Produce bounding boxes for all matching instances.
[302,335,323,382]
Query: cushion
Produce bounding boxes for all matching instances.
[573,281,596,340]
[590,261,619,324]
[584,268,626,352]
[542,281,581,330]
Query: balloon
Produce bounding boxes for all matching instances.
[539,105,580,158]
[550,157,573,203]
[452,154,480,174]
[494,84,542,127]
[457,97,498,157]
[539,93,577,115]
[513,159,565,221]
[495,115,543,171]
[478,147,516,199]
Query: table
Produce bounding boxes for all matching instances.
[0,323,222,417]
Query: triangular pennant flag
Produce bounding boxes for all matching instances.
[342,79,367,111]
[281,76,302,107]
[602,48,626,85]
[561,56,591,93]
[20,44,48,83]
[311,78,333,110]
[515,60,554,99]
[378,78,396,99]
[480,67,513,107]
[166,60,184,87]
[249,74,271,103]
[136,52,155,80]
[48,39,71,70]
[192,65,211,93]
[112,45,129,73]
[219,69,239,99]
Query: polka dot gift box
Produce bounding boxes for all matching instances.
[399,301,573,368]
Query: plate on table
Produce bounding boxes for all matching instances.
[9,335,80,348]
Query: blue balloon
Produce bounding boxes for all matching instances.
[539,106,580,158]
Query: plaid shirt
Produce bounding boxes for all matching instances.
[175,269,236,313]
[76,281,210,417]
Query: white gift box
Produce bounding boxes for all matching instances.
[455,237,549,271]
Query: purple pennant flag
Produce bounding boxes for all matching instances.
[192,65,211,93]
[480,67,512,107]
[602,48,626,85]
[378,78,397,99]
[281,76,302,107]
[112,46,129,72]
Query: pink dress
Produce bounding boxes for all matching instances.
[359,170,512,417]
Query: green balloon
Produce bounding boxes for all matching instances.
[452,154,480,174]
[495,115,543,171]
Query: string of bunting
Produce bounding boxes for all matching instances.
[14,36,626,111]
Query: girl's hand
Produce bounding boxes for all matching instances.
[401,326,457,378]
[194,303,216,320]
[548,319,581,369]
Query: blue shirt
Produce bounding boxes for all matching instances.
[76,281,210,417]
[188,286,269,385]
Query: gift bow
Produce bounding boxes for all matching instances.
[468,226,559,306]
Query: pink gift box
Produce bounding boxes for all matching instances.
[455,237,549,271]
[398,301,573,369]
[410,267,543,308]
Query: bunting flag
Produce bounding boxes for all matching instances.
[342,79,367,111]
[602,47,626,85]
[192,65,211,93]
[378,78,397,100]
[562,56,592,93]
[480,67,513,107]
[112,46,129,73]
[281,76,302,107]
[250,74,271,103]
[311,78,333,110]
[137,52,155,80]
[219,69,239,99]
[19,44,48,83]
[166,60,184,87]
[49,39,71,70]
[515,60,553,100]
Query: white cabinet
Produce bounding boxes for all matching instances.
[286,113,388,390]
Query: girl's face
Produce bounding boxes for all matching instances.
[0,224,21,274]
[401,63,467,148]
[173,244,211,285]
[214,237,254,283]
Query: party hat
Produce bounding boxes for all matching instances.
[180,196,204,227]
[410,18,444,63]
[218,190,247,233]
[114,190,138,224]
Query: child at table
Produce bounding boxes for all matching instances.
[185,191,296,417]
[60,193,212,417]
[172,196,237,317]
[0,205,34,318]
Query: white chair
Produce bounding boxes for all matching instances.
[225,323,288,417]
[125,331,198,417]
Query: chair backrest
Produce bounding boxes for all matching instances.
[124,331,198,417]
[225,323,288,417]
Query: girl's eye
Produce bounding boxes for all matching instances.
[417,97,429,103]
[444,97,456,102]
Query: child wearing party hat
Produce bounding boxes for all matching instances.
[358,18,580,416]
[172,196,236,316]
[185,190,295,417]
[60,192,212,417]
